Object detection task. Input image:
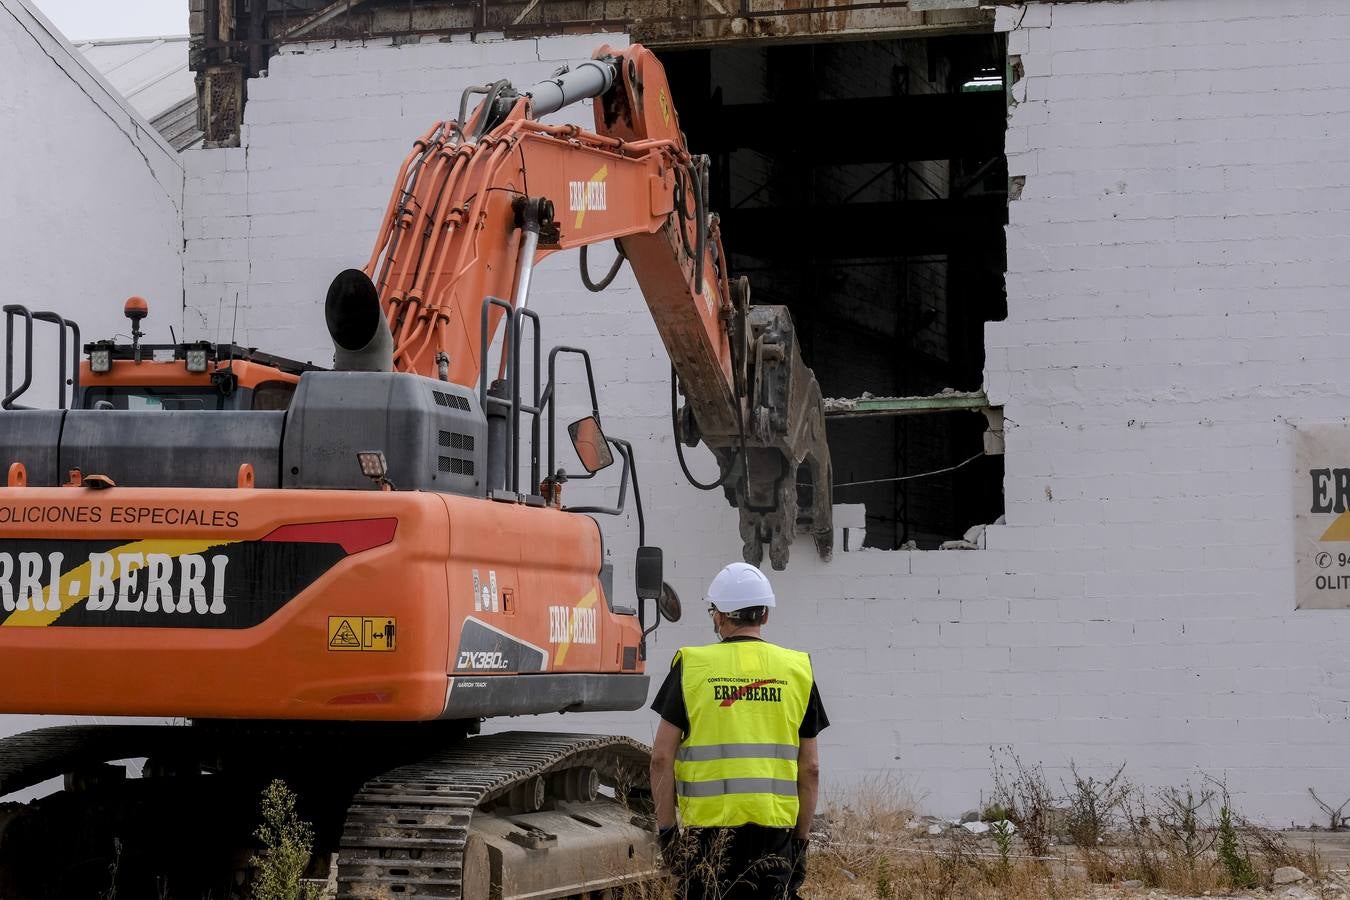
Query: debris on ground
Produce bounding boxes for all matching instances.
[940,522,986,550]
[1274,865,1309,884]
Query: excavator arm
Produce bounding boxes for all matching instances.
[361,44,831,569]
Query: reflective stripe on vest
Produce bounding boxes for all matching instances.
[673,640,813,829]
[675,743,800,763]
[677,777,800,798]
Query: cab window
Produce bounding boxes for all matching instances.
[251,381,296,410]
[83,387,222,411]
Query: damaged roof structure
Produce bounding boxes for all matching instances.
[77,36,202,150]
[188,0,1003,146]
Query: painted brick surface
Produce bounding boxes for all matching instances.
[164,4,1350,822]
[1,0,183,407]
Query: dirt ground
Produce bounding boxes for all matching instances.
[796,827,1350,900]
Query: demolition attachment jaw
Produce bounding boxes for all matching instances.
[736,305,833,571]
[681,304,833,572]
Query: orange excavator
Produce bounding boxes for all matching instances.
[0,44,831,898]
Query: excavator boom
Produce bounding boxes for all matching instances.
[361,44,832,568]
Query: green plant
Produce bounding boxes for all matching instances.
[991,819,1015,882]
[981,802,1013,823]
[874,854,893,899]
[249,779,321,900]
[1217,804,1257,889]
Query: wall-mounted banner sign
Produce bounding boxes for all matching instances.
[1294,423,1350,609]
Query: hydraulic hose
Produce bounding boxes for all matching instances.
[580,240,627,292]
[671,365,749,493]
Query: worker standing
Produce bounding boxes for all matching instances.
[649,562,830,899]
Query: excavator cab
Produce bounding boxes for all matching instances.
[2,300,313,415]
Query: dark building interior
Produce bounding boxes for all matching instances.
[662,35,1009,548]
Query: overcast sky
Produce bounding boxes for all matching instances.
[33,0,187,40]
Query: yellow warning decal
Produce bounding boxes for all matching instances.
[659,89,671,126]
[328,616,397,651]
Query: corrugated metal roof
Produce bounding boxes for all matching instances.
[74,36,202,151]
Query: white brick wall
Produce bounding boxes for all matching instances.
[986,0,1350,820]
[1,0,183,407]
[171,2,1350,822]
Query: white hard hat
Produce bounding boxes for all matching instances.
[706,562,776,612]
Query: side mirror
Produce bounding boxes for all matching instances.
[635,546,663,601]
[568,415,614,473]
[657,582,682,622]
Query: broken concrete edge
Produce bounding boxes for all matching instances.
[822,392,1005,457]
[822,389,990,416]
[939,522,987,551]
[826,508,1006,553]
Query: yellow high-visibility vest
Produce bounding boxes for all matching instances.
[673,640,813,828]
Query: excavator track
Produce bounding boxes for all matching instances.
[338,731,656,899]
[0,725,659,900]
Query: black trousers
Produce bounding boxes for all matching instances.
[674,825,800,900]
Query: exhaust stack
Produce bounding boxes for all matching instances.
[326,269,393,372]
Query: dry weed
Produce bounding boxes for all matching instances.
[1309,788,1350,831]
[807,829,1078,900]
[1063,762,1129,850]
[1062,761,1130,884]
[620,755,1323,900]
[808,777,1078,900]
[1236,811,1324,883]
[817,774,920,873]
[1117,779,1223,894]
[990,746,1057,858]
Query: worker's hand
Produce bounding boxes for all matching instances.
[658,824,681,868]
[788,836,809,895]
